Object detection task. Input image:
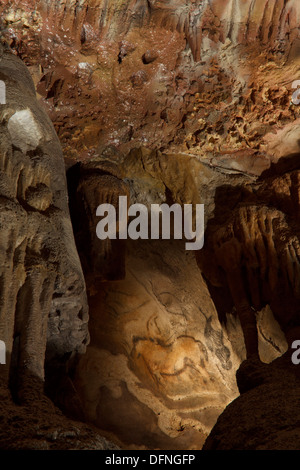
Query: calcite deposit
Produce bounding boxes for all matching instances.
[0,0,299,451]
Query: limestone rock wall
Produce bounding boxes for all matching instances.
[0,44,89,402]
[197,169,300,357]
[72,149,288,449]
[74,238,241,450]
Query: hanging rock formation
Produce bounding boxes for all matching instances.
[196,168,300,359]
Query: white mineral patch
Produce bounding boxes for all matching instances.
[7,108,43,153]
[78,62,90,69]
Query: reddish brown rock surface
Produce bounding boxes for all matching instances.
[1,0,300,165]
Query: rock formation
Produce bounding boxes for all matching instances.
[0,42,90,399]
[197,168,300,359]
[68,158,130,290]
[203,353,300,450]
[0,43,116,449]
[72,147,289,449]
[1,0,299,162]
[0,0,299,451]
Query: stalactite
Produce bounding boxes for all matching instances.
[197,170,300,358]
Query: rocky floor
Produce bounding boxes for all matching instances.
[0,380,117,450]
